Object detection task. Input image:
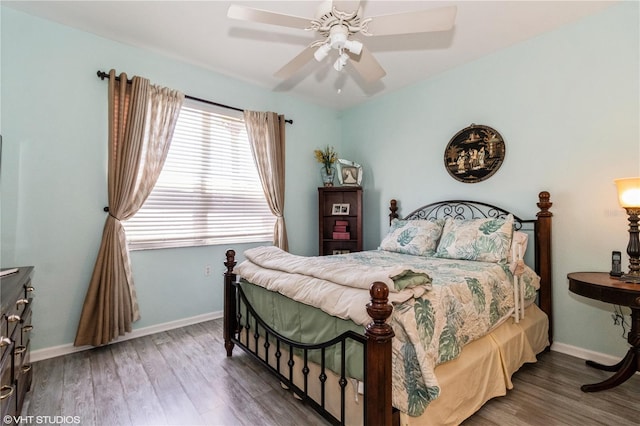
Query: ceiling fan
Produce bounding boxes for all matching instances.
[227,1,457,83]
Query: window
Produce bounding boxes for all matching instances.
[124,98,275,250]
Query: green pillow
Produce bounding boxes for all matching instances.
[379,218,445,257]
[435,215,514,263]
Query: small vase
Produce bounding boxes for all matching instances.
[321,166,335,187]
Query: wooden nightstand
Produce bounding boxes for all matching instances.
[567,272,640,392]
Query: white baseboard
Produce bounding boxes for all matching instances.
[550,341,621,366]
[30,310,223,363]
[30,316,625,368]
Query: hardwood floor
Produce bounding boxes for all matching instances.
[463,349,640,426]
[23,319,640,426]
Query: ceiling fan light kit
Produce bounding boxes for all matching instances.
[343,39,362,56]
[314,43,332,62]
[334,52,350,71]
[315,25,363,71]
[227,1,457,83]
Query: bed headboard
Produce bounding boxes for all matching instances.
[387,192,553,345]
[397,199,532,228]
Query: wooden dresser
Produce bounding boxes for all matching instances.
[1,267,34,421]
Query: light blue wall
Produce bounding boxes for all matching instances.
[0,7,340,350]
[341,2,639,358]
[1,3,638,361]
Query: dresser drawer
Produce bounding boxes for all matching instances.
[4,298,29,341]
[17,343,32,389]
[0,346,15,420]
[0,267,34,420]
[15,341,31,414]
[0,317,9,362]
[20,308,33,347]
[4,310,20,343]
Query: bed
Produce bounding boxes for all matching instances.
[223,191,553,426]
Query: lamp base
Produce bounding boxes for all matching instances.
[617,274,640,284]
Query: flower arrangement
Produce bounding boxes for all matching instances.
[314,145,337,174]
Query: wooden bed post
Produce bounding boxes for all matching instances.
[389,199,399,225]
[535,191,553,346]
[365,282,395,426]
[224,249,237,357]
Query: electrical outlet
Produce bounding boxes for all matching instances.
[204,265,211,276]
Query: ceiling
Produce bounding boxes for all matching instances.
[3,0,617,110]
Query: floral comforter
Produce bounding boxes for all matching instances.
[234,247,540,416]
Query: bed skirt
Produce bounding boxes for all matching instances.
[237,303,548,426]
[403,303,549,425]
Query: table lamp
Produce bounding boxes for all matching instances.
[615,177,640,283]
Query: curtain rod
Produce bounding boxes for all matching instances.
[96,70,293,124]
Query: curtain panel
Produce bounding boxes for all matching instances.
[244,111,288,251]
[75,70,184,347]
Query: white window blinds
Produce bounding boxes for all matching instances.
[124,98,275,250]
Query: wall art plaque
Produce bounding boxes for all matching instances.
[444,124,505,183]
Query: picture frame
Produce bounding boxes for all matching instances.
[337,158,362,186]
[332,249,350,255]
[331,203,350,215]
[444,123,505,183]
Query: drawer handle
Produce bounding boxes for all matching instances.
[0,337,11,347]
[26,286,35,292]
[22,325,33,333]
[21,364,32,374]
[14,345,26,356]
[7,314,20,323]
[16,298,29,307]
[0,385,14,400]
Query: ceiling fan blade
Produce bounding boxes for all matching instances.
[348,46,386,83]
[274,45,316,80]
[365,5,457,36]
[227,4,312,30]
[332,1,361,14]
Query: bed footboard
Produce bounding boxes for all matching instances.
[223,249,396,426]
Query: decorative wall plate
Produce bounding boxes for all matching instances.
[444,124,505,183]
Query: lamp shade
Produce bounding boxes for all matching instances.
[615,177,640,207]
